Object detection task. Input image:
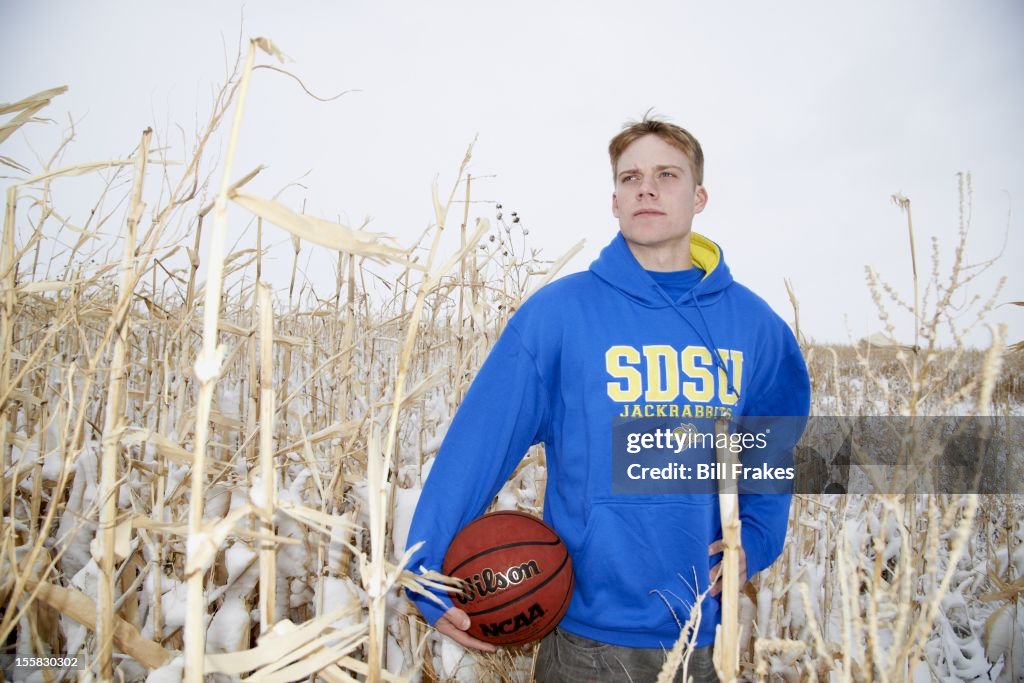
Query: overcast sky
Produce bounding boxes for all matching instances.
[2,1,1022,347]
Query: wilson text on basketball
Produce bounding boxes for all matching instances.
[454,560,542,605]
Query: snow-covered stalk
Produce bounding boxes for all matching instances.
[714,417,740,682]
[1,186,16,521]
[27,404,45,543]
[183,37,258,683]
[97,127,150,681]
[891,192,921,370]
[152,356,171,645]
[368,146,473,680]
[454,174,472,408]
[257,281,277,633]
[246,221,263,468]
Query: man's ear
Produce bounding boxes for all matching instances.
[694,186,708,214]
[611,192,620,218]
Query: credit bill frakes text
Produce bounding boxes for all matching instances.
[626,461,795,481]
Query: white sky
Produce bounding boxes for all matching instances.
[2,1,1022,347]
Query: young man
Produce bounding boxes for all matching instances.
[406,116,810,682]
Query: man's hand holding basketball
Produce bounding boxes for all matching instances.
[435,606,498,652]
[707,540,747,597]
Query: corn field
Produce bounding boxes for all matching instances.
[1,38,1021,682]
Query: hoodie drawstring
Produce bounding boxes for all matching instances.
[650,283,742,402]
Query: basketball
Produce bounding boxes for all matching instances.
[442,510,574,646]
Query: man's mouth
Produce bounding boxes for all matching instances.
[634,210,665,217]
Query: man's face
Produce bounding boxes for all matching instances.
[612,134,708,265]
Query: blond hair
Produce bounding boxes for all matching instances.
[608,113,704,185]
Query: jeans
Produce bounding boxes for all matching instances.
[534,628,719,683]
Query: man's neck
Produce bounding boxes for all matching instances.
[626,236,693,272]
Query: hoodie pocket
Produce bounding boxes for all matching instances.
[572,497,718,634]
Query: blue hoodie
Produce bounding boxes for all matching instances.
[406,231,810,648]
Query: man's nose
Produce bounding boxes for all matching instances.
[637,175,657,197]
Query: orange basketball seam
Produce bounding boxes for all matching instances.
[446,538,563,575]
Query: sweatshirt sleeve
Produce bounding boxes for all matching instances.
[737,326,810,577]
[404,321,551,625]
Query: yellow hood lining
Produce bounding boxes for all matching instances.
[690,232,721,276]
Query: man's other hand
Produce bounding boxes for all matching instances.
[707,540,747,597]
[435,606,498,652]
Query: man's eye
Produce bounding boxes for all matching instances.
[621,175,638,182]
[659,171,677,178]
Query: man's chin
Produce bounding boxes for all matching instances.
[621,228,692,249]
